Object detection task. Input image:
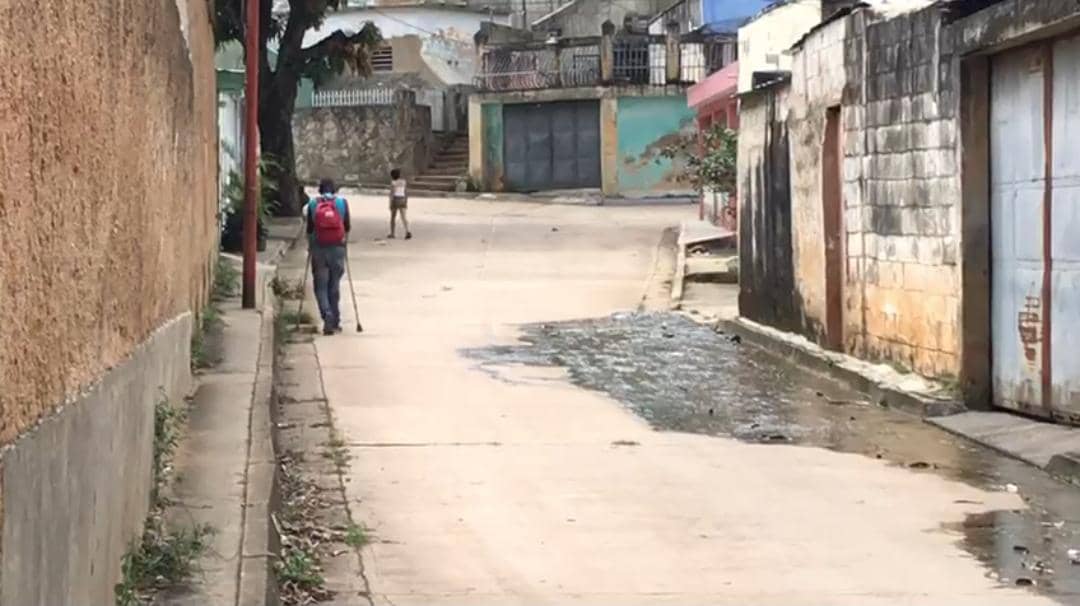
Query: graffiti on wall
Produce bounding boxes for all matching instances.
[615,96,698,196]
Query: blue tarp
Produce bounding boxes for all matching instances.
[702,0,775,32]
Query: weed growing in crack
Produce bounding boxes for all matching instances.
[276,452,334,604]
[114,519,214,606]
[213,256,241,301]
[344,524,370,549]
[270,276,305,300]
[191,302,224,371]
[277,548,325,590]
[152,397,185,502]
[115,396,212,605]
[281,309,314,326]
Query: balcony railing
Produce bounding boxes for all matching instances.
[476,33,736,93]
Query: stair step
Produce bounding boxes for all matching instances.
[424,168,467,177]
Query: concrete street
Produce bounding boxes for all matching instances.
[305,195,1075,605]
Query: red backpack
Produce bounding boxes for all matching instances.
[313,197,345,245]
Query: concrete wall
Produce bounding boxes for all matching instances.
[0,0,217,599]
[737,1,823,93]
[1,316,194,605]
[294,93,433,186]
[534,0,669,38]
[469,87,695,196]
[304,6,508,86]
[785,17,849,342]
[615,95,697,197]
[738,84,802,333]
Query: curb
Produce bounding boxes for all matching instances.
[716,317,965,419]
[237,272,283,606]
[670,227,688,309]
[1047,452,1080,486]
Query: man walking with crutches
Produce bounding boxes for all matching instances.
[306,178,351,335]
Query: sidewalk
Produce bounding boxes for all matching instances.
[158,218,302,605]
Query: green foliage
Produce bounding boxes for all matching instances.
[659,124,738,195]
[282,309,314,326]
[344,524,369,549]
[152,398,186,500]
[214,256,241,301]
[213,0,381,81]
[276,548,324,590]
[115,522,213,606]
[115,397,212,605]
[222,155,283,225]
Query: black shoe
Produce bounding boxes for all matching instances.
[334,325,344,334]
[405,232,413,240]
[323,325,335,336]
[387,234,396,239]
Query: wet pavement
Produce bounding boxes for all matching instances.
[465,312,1080,602]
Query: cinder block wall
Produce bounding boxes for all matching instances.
[841,7,963,378]
[0,0,218,600]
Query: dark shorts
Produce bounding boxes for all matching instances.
[390,196,407,210]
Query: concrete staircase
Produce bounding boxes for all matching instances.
[412,135,469,194]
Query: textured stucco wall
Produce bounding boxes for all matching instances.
[0,0,217,447]
[294,97,433,186]
[0,0,217,600]
[614,95,696,197]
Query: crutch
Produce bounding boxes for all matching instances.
[344,246,364,333]
[296,247,312,331]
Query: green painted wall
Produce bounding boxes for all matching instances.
[615,95,696,197]
[481,103,504,191]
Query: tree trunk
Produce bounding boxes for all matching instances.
[259,85,302,216]
[257,3,305,217]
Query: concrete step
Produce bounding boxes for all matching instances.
[424,166,468,176]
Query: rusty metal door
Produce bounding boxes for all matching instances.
[990,37,1080,421]
[1051,35,1080,418]
[502,101,601,192]
[991,45,1047,415]
[822,107,844,351]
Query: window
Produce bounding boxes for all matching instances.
[372,45,393,72]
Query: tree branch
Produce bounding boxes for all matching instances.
[300,28,358,62]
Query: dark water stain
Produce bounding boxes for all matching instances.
[463,312,1080,602]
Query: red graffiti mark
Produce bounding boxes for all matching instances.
[1018,296,1042,363]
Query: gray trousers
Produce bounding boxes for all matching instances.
[311,244,346,328]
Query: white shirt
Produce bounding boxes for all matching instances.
[392,179,407,197]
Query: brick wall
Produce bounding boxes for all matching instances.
[842,6,963,378]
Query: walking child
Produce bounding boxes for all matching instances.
[307,178,351,335]
[388,168,412,240]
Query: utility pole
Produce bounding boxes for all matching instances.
[521,0,527,29]
[242,0,260,309]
